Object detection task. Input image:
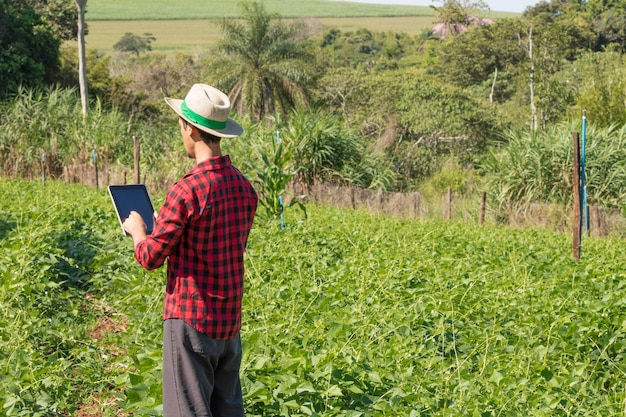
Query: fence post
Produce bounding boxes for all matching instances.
[350,184,356,210]
[479,191,487,225]
[412,192,422,219]
[572,132,581,259]
[133,135,141,184]
[444,188,452,220]
[590,205,607,238]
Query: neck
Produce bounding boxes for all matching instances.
[194,140,222,164]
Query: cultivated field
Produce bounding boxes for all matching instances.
[82,0,517,53]
[86,0,435,20]
[84,16,436,53]
[2,178,626,415]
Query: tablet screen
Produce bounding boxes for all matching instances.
[108,184,155,236]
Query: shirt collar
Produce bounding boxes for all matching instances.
[184,155,232,178]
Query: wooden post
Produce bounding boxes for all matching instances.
[412,192,422,219]
[350,183,356,210]
[376,188,385,215]
[479,191,487,225]
[133,135,140,184]
[572,132,582,259]
[444,188,452,220]
[590,205,607,238]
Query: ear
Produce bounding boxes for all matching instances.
[186,124,203,143]
[182,121,193,133]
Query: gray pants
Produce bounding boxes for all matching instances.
[162,319,244,417]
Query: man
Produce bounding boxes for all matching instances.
[123,83,258,417]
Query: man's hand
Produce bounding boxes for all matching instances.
[122,211,148,247]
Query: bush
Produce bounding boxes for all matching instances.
[481,122,626,210]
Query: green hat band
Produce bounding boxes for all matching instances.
[181,100,227,130]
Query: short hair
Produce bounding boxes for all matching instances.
[180,118,221,144]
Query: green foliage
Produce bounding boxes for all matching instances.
[0,0,61,99]
[431,13,593,127]
[247,138,306,223]
[282,108,370,187]
[431,18,527,88]
[420,157,477,197]
[566,51,626,128]
[481,126,575,210]
[7,0,626,204]
[24,0,80,41]
[113,32,157,56]
[0,180,146,416]
[6,179,626,415]
[593,9,626,52]
[524,0,626,53]
[317,28,420,71]
[0,86,139,177]
[481,122,626,210]
[431,0,490,27]
[106,52,200,120]
[0,85,195,189]
[320,68,500,187]
[396,74,498,146]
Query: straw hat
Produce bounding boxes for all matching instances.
[165,84,243,138]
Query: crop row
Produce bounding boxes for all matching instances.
[1,179,625,416]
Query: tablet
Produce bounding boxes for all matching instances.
[108,184,156,236]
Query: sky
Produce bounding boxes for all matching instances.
[339,0,539,13]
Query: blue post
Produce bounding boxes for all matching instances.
[276,130,285,230]
[41,153,46,186]
[93,149,99,190]
[581,110,589,236]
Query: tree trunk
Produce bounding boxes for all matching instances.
[528,25,537,132]
[489,67,498,104]
[76,0,88,117]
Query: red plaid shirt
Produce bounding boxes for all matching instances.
[134,155,257,339]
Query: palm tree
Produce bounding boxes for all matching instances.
[206,1,314,122]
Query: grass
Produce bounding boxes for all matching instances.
[2,178,626,416]
[85,0,435,20]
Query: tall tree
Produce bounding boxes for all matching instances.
[113,32,156,56]
[75,0,88,117]
[205,1,314,122]
[431,0,490,36]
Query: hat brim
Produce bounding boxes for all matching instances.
[164,97,243,139]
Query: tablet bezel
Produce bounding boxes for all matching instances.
[108,184,155,236]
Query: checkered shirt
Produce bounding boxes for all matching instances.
[134,155,257,339]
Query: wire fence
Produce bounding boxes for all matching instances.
[7,149,626,239]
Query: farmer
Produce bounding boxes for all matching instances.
[122,83,258,417]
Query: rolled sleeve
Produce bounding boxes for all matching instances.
[134,185,189,270]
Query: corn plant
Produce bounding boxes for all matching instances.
[247,139,306,223]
